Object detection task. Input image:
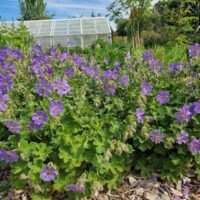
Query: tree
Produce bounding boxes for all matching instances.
[18,0,54,20]
[91,11,96,17]
[154,0,200,44]
[107,0,153,47]
[115,18,129,36]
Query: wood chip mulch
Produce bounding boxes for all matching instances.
[1,168,200,200]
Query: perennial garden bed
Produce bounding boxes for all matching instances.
[0,43,200,199]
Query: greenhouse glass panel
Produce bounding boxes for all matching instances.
[1,17,112,48]
[53,21,68,36]
[68,19,81,35]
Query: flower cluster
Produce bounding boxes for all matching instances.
[35,79,52,96]
[135,108,145,122]
[175,100,200,124]
[168,62,181,72]
[5,120,20,134]
[189,139,200,153]
[141,82,152,96]
[142,50,154,62]
[156,91,170,104]
[65,67,75,78]
[188,43,200,57]
[66,183,85,193]
[0,148,19,163]
[103,82,116,95]
[175,104,192,123]
[53,78,71,96]
[150,59,163,72]
[176,130,189,145]
[49,101,64,116]
[104,69,118,80]
[190,100,200,115]
[118,75,130,87]
[149,130,164,144]
[0,92,10,111]
[40,166,58,182]
[29,110,47,130]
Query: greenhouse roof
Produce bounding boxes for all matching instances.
[2,17,111,37]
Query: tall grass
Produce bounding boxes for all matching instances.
[132,45,187,65]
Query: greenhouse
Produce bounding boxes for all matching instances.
[1,17,112,48]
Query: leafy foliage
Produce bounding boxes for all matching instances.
[18,0,54,20]
[0,22,33,50]
[0,42,200,199]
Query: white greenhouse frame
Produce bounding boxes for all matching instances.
[1,17,112,48]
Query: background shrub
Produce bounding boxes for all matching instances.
[0,22,33,50]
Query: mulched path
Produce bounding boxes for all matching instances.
[1,168,200,200]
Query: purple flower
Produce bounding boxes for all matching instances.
[45,65,53,75]
[0,148,19,163]
[135,108,145,122]
[190,100,200,115]
[59,52,69,62]
[174,196,180,200]
[73,55,84,66]
[81,66,97,78]
[5,121,20,134]
[176,130,189,144]
[64,67,74,78]
[104,82,116,95]
[182,186,190,196]
[141,82,152,96]
[53,78,71,96]
[40,166,58,182]
[149,130,164,144]
[32,44,42,55]
[0,75,14,93]
[175,104,192,123]
[118,75,130,87]
[168,62,181,72]
[49,101,64,116]
[115,61,120,68]
[11,49,22,59]
[104,69,118,80]
[0,92,10,112]
[125,51,131,60]
[49,48,57,57]
[31,63,44,78]
[35,80,52,97]
[156,91,170,104]
[66,183,84,193]
[151,176,157,183]
[32,110,47,125]
[142,50,154,62]
[188,43,200,57]
[1,63,16,77]
[194,101,200,113]
[28,120,42,131]
[189,139,200,153]
[150,59,163,72]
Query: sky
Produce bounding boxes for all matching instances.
[0,0,159,29]
[0,0,113,21]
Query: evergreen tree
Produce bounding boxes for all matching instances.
[18,0,54,20]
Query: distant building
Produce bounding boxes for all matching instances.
[1,17,112,48]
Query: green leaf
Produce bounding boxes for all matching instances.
[31,193,51,200]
